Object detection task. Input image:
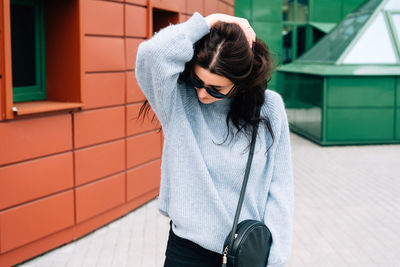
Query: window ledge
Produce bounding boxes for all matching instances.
[13,101,83,116]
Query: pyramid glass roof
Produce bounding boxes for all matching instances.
[296,0,400,65]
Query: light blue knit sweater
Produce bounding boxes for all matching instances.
[135,12,293,267]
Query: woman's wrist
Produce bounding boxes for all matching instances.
[204,14,219,28]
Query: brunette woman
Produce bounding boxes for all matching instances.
[135,12,293,267]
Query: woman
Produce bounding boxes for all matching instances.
[135,12,293,267]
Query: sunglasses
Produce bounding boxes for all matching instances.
[187,75,234,99]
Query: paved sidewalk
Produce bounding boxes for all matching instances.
[17,133,400,267]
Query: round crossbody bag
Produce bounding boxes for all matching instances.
[221,106,272,267]
[222,220,271,267]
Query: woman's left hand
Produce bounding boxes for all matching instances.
[204,13,256,47]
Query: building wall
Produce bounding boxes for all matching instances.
[234,0,366,90]
[235,0,283,91]
[309,0,366,22]
[0,0,234,266]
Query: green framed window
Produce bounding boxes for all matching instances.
[10,0,46,102]
[282,0,309,63]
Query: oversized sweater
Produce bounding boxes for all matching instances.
[135,12,293,267]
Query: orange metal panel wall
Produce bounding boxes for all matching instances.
[125,5,147,38]
[74,140,125,186]
[73,106,125,148]
[85,36,126,71]
[0,152,74,210]
[0,191,75,253]
[0,114,73,166]
[187,0,204,14]
[75,172,125,223]
[0,0,234,266]
[126,103,157,135]
[127,72,146,103]
[84,0,124,36]
[127,159,161,201]
[126,0,147,6]
[85,72,125,109]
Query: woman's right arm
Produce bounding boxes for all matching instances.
[135,12,209,126]
[135,12,255,127]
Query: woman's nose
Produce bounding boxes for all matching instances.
[197,88,209,98]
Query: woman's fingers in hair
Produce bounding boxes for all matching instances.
[236,18,256,47]
[243,25,256,48]
[204,13,256,47]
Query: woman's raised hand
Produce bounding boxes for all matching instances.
[204,13,256,47]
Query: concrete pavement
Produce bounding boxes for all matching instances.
[16,133,400,267]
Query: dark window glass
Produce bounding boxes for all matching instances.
[282,26,293,64]
[282,0,309,22]
[11,4,36,87]
[313,28,325,44]
[297,26,306,58]
[282,0,290,21]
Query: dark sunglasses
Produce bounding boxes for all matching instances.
[187,75,234,99]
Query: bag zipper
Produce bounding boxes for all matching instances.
[221,234,238,266]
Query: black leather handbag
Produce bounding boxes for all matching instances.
[221,106,272,267]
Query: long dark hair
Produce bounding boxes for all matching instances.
[139,22,275,150]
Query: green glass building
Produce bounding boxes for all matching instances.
[235,0,365,90]
[237,0,400,145]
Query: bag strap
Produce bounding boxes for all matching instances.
[227,105,261,250]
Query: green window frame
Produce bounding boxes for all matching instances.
[282,0,310,63]
[10,0,46,102]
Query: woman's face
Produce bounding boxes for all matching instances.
[192,65,234,104]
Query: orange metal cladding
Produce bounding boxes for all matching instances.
[0,0,13,120]
[0,0,4,119]
[0,0,235,266]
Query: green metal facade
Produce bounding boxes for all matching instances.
[236,0,400,145]
[277,0,400,145]
[279,72,400,145]
[235,0,365,90]
[309,0,366,22]
[235,0,282,90]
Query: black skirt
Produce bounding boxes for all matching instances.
[164,221,222,267]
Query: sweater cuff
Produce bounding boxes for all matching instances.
[180,12,210,43]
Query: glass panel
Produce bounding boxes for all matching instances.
[392,14,400,41]
[282,25,293,63]
[297,26,307,57]
[297,0,382,63]
[11,3,36,87]
[282,0,308,22]
[385,0,400,10]
[343,13,396,64]
[280,72,323,140]
[312,27,325,44]
[297,0,309,22]
[298,13,370,63]
[282,0,290,21]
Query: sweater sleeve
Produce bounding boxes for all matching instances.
[135,12,209,127]
[264,94,294,267]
